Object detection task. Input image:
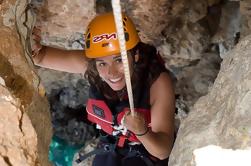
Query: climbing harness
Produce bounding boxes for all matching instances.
[76,140,155,166]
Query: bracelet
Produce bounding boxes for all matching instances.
[135,127,150,137]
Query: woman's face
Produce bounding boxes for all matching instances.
[95,53,133,91]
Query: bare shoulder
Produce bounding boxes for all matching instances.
[150,72,175,133]
[150,72,174,104]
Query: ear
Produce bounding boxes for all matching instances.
[134,49,139,63]
[135,54,139,62]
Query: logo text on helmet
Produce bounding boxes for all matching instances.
[93,33,117,43]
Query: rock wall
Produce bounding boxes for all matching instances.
[240,0,251,37]
[0,84,37,166]
[36,0,96,50]
[169,35,251,165]
[0,0,52,165]
[1,0,251,164]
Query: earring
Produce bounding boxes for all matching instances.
[135,54,139,63]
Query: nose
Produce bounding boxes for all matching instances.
[108,65,119,76]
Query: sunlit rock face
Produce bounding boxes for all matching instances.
[0,85,38,166]
[193,145,251,166]
[169,35,251,165]
[0,0,52,165]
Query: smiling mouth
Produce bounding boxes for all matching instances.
[108,77,123,83]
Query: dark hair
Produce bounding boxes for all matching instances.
[84,42,167,101]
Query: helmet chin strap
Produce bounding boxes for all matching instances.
[112,0,135,116]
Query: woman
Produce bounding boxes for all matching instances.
[33,12,175,166]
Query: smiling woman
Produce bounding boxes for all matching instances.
[94,52,134,92]
[95,55,127,91]
[32,12,175,166]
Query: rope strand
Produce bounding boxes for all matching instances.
[111,0,135,116]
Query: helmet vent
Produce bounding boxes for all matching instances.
[125,32,129,41]
[86,40,90,48]
[87,33,91,39]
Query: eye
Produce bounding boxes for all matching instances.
[115,58,122,63]
[96,62,106,67]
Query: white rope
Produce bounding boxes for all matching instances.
[111,0,135,116]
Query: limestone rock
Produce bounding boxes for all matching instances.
[240,0,251,37]
[0,0,52,165]
[171,0,208,23]
[156,0,214,68]
[207,0,222,6]
[0,28,52,165]
[211,1,240,58]
[37,0,96,49]
[0,85,37,165]
[211,1,240,41]
[158,20,210,67]
[121,0,172,45]
[37,68,87,95]
[169,35,251,165]
[175,52,222,108]
[193,145,251,166]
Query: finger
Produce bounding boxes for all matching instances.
[33,26,41,34]
[32,34,41,42]
[32,50,39,57]
[126,111,131,116]
[121,114,126,126]
[32,44,43,52]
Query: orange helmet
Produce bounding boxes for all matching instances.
[85,12,140,58]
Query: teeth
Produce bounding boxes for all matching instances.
[109,77,122,83]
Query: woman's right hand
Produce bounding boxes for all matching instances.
[30,26,87,74]
[31,26,44,62]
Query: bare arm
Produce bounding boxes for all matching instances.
[124,72,175,159]
[138,73,175,159]
[34,47,88,74]
[32,26,88,74]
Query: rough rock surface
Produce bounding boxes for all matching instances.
[175,52,222,108]
[0,0,52,165]
[240,0,251,37]
[169,35,251,165]
[37,68,87,95]
[158,20,210,67]
[211,1,240,58]
[121,0,172,45]
[0,85,38,166]
[37,0,96,50]
[207,0,222,6]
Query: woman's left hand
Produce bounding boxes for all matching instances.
[122,111,148,135]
